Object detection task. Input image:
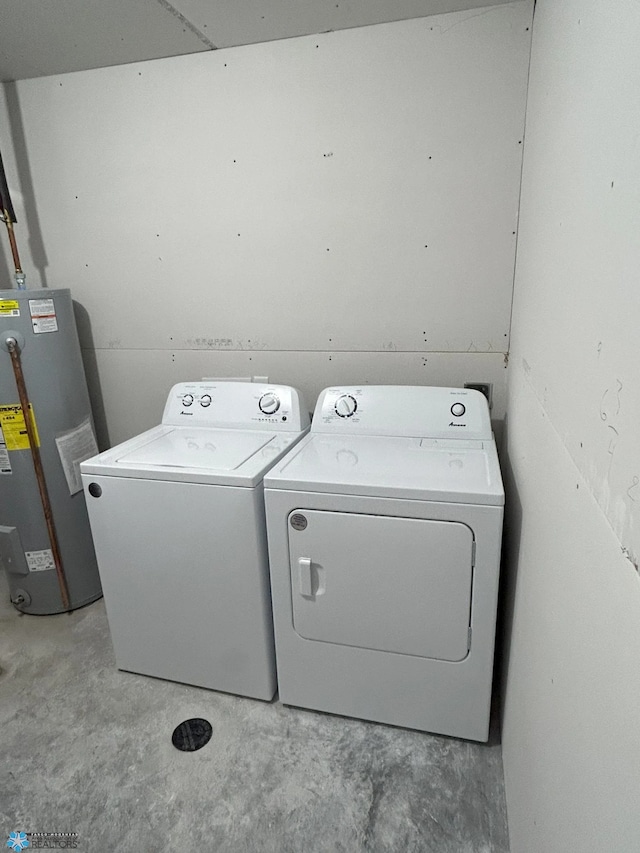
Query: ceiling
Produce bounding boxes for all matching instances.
[0,0,517,82]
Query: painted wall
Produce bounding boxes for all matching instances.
[0,93,24,286]
[0,2,532,446]
[502,2,640,851]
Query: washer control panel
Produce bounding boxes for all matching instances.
[312,386,492,440]
[163,382,309,431]
[259,392,280,415]
[334,394,358,418]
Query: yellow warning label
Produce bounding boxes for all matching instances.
[0,405,40,450]
[0,299,20,317]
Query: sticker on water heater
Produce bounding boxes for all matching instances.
[0,425,11,474]
[0,404,40,450]
[55,417,99,495]
[29,298,58,333]
[0,299,20,317]
[25,549,55,572]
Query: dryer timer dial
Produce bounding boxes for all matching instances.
[334,394,358,418]
[259,392,280,415]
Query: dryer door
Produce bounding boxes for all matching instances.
[288,510,473,662]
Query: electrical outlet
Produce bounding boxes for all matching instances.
[464,383,492,408]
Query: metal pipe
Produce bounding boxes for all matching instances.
[1,208,26,290]
[5,336,71,611]
[2,208,22,271]
[1,149,26,289]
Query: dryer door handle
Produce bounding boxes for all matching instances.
[298,557,313,597]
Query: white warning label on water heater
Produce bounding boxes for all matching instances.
[25,549,55,572]
[29,298,58,334]
[55,417,99,495]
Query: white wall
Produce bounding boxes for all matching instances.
[1,2,532,445]
[0,92,25,285]
[502,2,640,851]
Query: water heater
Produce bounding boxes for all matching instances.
[0,287,102,613]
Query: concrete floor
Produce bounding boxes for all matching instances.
[0,576,509,853]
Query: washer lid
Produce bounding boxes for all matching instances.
[81,425,308,486]
[264,433,504,506]
[116,428,273,471]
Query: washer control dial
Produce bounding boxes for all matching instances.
[182,394,194,407]
[200,394,212,408]
[259,392,280,415]
[335,394,358,418]
[451,402,466,418]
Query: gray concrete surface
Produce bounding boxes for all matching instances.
[0,573,508,852]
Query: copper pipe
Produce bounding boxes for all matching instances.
[2,207,22,273]
[5,337,71,611]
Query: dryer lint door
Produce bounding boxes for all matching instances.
[288,510,474,662]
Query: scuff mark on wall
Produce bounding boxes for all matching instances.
[519,356,639,573]
[179,338,270,351]
[153,0,217,49]
[185,337,235,349]
[621,547,639,573]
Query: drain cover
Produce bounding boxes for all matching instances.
[171,718,213,752]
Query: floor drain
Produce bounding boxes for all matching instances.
[171,718,213,752]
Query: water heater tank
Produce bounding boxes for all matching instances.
[0,287,102,614]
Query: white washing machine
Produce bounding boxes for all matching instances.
[81,381,309,701]
[264,385,504,741]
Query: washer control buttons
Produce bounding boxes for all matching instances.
[182,394,194,407]
[451,402,466,418]
[335,395,358,418]
[200,395,212,407]
[259,392,280,415]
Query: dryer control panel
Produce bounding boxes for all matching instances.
[163,382,310,432]
[312,386,492,440]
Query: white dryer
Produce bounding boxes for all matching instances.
[81,382,309,701]
[264,385,504,741]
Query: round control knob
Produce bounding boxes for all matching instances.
[200,394,212,407]
[451,402,466,418]
[259,393,280,415]
[182,394,194,407]
[335,395,358,418]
